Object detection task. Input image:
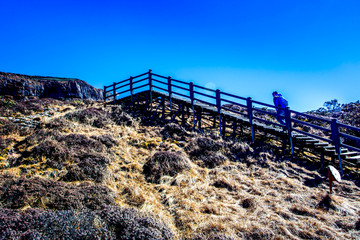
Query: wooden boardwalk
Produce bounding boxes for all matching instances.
[104,70,360,174]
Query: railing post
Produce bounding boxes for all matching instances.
[331,119,343,175]
[216,89,222,135]
[168,76,172,112]
[103,86,107,102]
[148,69,153,112]
[190,82,196,129]
[247,97,255,143]
[113,82,116,104]
[285,107,294,156]
[130,76,133,102]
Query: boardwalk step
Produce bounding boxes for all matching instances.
[314,142,329,146]
[340,151,358,156]
[295,136,313,140]
[345,155,360,160]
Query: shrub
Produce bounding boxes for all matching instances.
[0,207,175,240]
[110,106,137,126]
[0,97,16,108]
[32,139,70,168]
[230,141,253,160]
[23,129,63,146]
[64,107,111,128]
[143,151,191,183]
[99,206,175,239]
[39,210,113,239]
[0,208,113,240]
[0,176,116,210]
[0,136,15,150]
[45,117,75,131]
[62,154,111,182]
[161,123,188,140]
[185,137,224,157]
[91,134,118,148]
[199,152,227,168]
[60,133,105,153]
[0,119,20,136]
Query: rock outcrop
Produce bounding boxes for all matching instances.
[0,71,103,100]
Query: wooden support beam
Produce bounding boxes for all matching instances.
[170,103,183,123]
[222,116,226,137]
[161,96,165,119]
[182,105,186,126]
[198,110,202,129]
[233,120,237,138]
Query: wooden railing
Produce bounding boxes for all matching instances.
[104,70,360,174]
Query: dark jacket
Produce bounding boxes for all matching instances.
[273,94,286,109]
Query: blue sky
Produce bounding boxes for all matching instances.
[0,0,359,111]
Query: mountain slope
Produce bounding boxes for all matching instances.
[0,99,359,239]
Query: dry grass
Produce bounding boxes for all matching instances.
[0,100,359,239]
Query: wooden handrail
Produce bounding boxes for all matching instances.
[104,70,360,174]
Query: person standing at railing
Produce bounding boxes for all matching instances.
[272,91,288,125]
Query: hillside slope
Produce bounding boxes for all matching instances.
[0,99,359,239]
[0,71,103,100]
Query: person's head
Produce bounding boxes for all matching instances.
[272,91,278,97]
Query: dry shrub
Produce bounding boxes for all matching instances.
[0,175,115,210]
[23,129,63,147]
[0,136,15,150]
[0,119,20,136]
[143,151,192,183]
[185,137,228,168]
[200,152,227,168]
[0,206,175,240]
[110,106,137,126]
[99,206,174,240]
[121,186,146,207]
[91,134,118,148]
[64,107,111,128]
[62,154,111,182]
[161,123,188,140]
[230,141,253,160]
[61,133,105,153]
[241,198,256,210]
[45,117,75,131]
[36,210,112,239]
[185,137,223,155]
[32,139,71,168]
[0,99,45,117]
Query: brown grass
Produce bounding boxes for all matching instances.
[0,100,359,239]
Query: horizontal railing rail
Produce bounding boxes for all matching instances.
[104,70,360,174]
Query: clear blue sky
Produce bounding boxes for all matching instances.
[1,0,359,112]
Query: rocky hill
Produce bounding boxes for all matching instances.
[0,99,360,239]
[307,101,360,128]
[0,71,103,100]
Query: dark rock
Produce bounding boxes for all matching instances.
[0,71,103,100]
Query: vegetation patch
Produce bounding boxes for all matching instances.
[0,175,115,210]
[62,154,111,182]
[64,107,112,128]
[143,151,192,183]
[161,123,189,140]
[110,106,137,126]
[0,206,175,240]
